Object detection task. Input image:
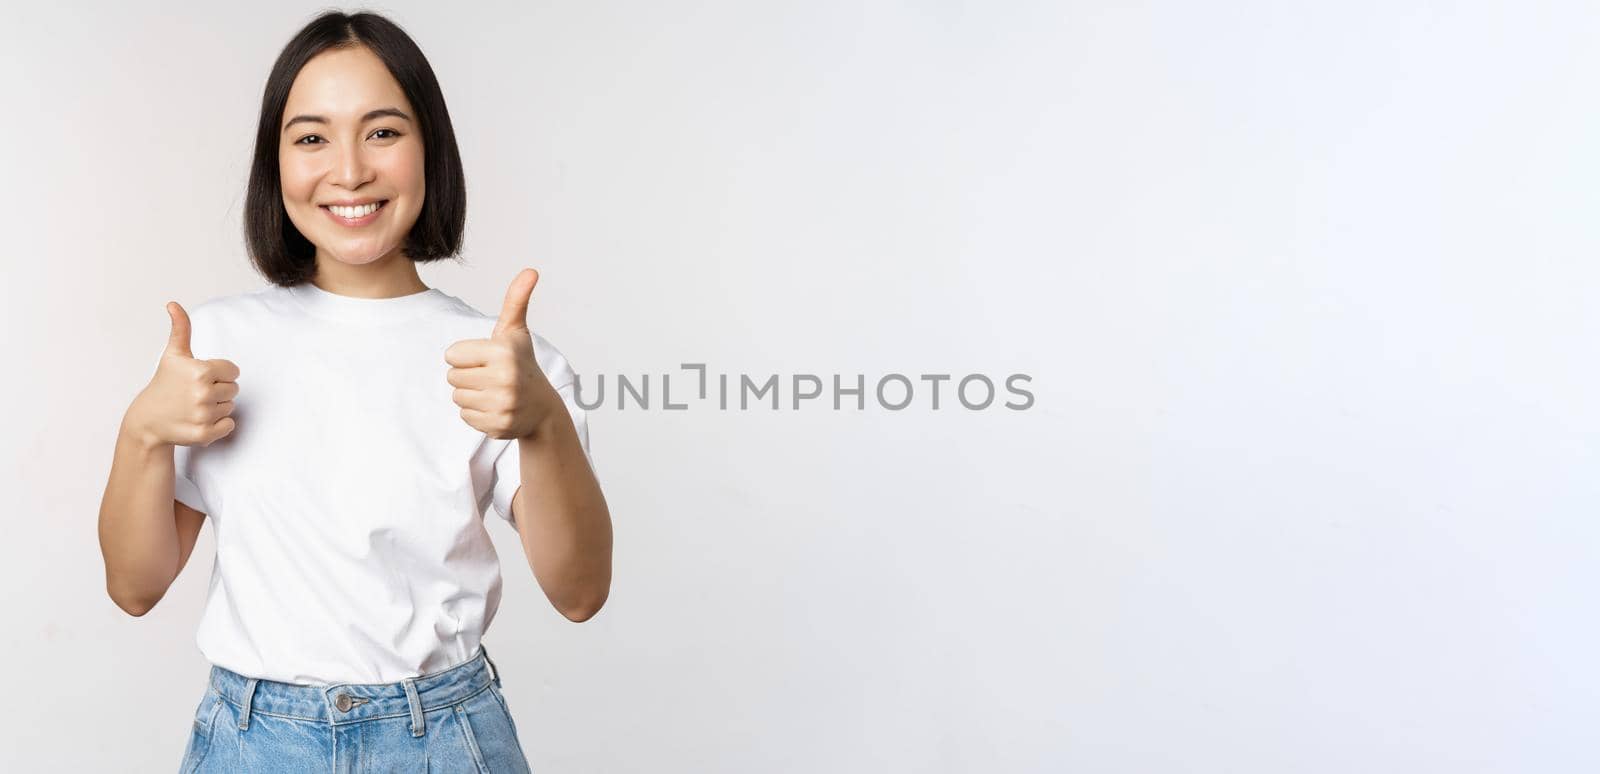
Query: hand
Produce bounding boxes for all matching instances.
[445,269,561,440]
[125,302,241,450]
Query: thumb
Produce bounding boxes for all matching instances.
[491,268,539,337]
[165,301,193,358]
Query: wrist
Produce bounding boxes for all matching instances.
[519,406,568,445]
[120,408,166,456]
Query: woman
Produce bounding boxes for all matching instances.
[95,11,612,772]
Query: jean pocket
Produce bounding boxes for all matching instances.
[489,683,524,731]
[179,689,223,774]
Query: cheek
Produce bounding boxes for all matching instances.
[387,147,426,199]
[279,155,317,203]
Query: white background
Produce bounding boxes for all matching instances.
[2,1,1595,771]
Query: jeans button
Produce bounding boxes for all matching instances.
[335,693,353,712]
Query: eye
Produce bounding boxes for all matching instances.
[371,128,401,140]
[294,134,324,145]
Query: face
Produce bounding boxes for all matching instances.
[279,45,425,268]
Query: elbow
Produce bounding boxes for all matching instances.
[106,579,160,618]
[110,592,155,618]
[562,607,599,623]
[559,591,608,623]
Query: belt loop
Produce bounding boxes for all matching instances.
[238,678,260,731]
[482,644,500,686]
[403,677,425,737]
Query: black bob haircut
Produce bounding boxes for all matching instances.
[244,11,466,286]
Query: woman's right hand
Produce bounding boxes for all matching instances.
[124,302,240,451]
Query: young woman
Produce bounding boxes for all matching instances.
[95,11,612,772]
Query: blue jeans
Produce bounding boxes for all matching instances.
[178,645,532,773]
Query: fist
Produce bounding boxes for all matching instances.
[445,269,560,440]
[128,302,240,449]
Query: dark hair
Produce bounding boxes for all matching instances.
[244,11,466,286]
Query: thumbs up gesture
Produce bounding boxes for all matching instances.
[445,269,561,440]
[125,302,241,449]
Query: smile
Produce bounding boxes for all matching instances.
[320,200,388,226]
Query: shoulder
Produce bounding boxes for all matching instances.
[434,290,580,385]
[184,283,288,318]
[180,285,280,359]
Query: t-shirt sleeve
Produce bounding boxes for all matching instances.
[490,340,596,530]
[172,432,210,513]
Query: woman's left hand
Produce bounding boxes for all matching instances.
[445,268,562,440]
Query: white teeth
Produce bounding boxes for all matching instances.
[329,202,381,218]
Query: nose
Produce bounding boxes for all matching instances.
[329,141,374,190]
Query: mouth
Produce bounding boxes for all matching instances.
[320,200,389,227]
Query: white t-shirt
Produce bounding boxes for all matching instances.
[171,281,594,685]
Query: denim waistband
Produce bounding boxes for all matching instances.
[208,645,503,733]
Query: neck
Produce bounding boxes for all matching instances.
[309,247,429,299]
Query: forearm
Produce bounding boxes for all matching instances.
[511,408,612,621]
[97,414,182,615]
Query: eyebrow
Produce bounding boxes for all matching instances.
[283,107,412,132]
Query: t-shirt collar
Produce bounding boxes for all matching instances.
[282,281,453,325]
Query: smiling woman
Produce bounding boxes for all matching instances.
[94,10,598,774]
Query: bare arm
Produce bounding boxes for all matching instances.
[99,300,236,616]
[98,416,207,616]
[510,406,612,622]
[444,270,611,622]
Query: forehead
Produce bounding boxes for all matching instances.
[284,45,412,120]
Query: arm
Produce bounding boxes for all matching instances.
[509,404,612,622]
[100,299,235,616]
[97,415,208,616]
[446,269,613,622]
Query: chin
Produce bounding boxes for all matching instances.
[326,243,397,265]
